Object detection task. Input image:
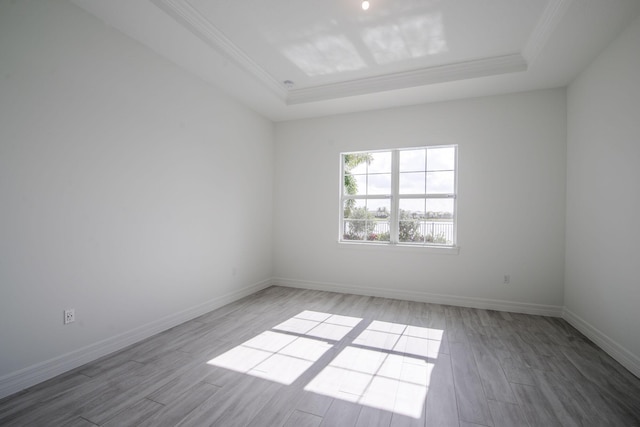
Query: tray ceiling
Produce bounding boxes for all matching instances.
[71,0,640,120]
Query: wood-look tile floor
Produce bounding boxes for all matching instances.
[1,286,639,426]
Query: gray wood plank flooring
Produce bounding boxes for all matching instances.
[1,286,639,426]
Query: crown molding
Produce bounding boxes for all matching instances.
[152,0,288,100]
[523,0,574,64]
[286,53,527,105]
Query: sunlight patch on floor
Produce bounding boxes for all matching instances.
[207,311,362,385]
[208,311,443,418]
[305,321,442,418]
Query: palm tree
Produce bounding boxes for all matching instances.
[343,153,372,216]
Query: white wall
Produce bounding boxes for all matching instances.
[0,0,274,390]
[8,0,637,400]
[274,89,567,313]
[565,16,640,374]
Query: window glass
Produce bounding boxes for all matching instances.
[399,149,426,172]
[399,172,425,194]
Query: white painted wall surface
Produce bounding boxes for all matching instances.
[274,89,566,312]
[0,0,274,383]
[565,16,640,370]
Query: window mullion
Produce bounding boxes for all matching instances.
[339,155,345,241]
[345,195,390,200]
[390,150,400,244]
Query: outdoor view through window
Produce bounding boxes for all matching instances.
[340,145,457,246]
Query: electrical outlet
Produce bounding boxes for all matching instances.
[503,275,511,285]
[64,309,75,325]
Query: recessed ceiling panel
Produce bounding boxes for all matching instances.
[187,0,548,88]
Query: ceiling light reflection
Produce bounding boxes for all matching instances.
[362,13,448,65]
[281,35,366,77]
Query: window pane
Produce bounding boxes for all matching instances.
[344,153,369,175]
[399,172,425,194]
[343,199,366,240]
[399,149,426,172]
[426,199,454,219]
[344,173,367,196]
[425,199,454,245]
[368,151,392,173]
[427,147,455,171]
[368,173,391,195]
[344,199,365,219]
[343,199,390,242]
[367,199,390,241]
[399,199,425,243]
[426,171,454,194]
[399,198,425,215]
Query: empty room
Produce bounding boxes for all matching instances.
[1,0,639,426]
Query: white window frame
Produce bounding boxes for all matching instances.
[339,145,458,248]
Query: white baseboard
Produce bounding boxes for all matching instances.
[0,278,272,400]
[562,308,640,378]
[273,277,564,317]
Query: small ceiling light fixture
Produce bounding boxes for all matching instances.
[361,0,370,10]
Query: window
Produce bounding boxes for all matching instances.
[340,145,457,247]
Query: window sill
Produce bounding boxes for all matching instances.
[336,241,460,255]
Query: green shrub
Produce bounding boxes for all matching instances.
[398,210,423,242]
[344,207,376,240]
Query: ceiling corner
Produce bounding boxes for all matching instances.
[523,0,575,64]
